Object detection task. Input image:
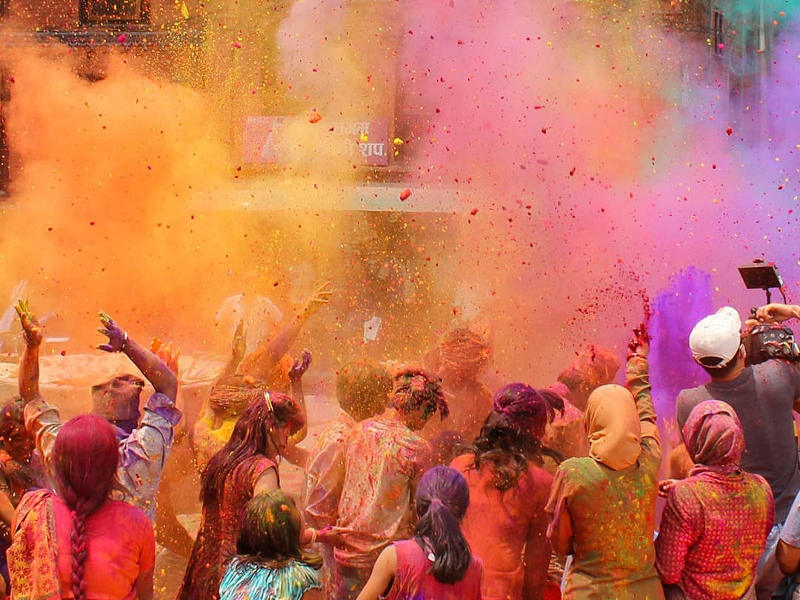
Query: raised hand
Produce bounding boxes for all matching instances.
[627,322,650,359]
[301,281,333,319]
[755,303,800,324]
[97,311,127,353]
[289,348,312,381]
[150,338,181,376]
[15,299,43,347]
[231,319,247,364]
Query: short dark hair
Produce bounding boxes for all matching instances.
[700,347,742,379]
[390,367,448,420]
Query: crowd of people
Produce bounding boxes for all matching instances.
[1,293,800,600]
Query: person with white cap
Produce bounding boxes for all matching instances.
[676,305,800,600]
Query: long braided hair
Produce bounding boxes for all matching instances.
[52,414,119,600]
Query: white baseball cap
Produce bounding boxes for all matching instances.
[689,307,743,368]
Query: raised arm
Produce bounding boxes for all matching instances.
[15,299,42,403]
[16,301,62,472]
[755,303,800,324]
[219,320,247,380]
[236,282,331,379]
[287,349,311,446]
[626,323,661,468]
[753,303,800,412]
[98,312,178,401]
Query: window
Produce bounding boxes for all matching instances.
[79,0,149,25]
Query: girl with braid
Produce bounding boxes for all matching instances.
[7,414,155,600]
[451,383,564,600]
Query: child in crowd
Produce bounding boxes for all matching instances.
[179,391,305,600]
[356,465,483,600]
[219,490,323,600]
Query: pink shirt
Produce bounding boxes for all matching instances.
[385,539,483,600]
[52,497,155,600]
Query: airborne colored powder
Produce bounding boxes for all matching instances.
[0,2,799,597]
[648,267,713,448]
[0,0,798,383]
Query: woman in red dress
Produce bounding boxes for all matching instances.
[177,390,304,600]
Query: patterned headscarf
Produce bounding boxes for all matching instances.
[682,400,744,474]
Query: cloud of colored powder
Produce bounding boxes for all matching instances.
[387,0,800,380]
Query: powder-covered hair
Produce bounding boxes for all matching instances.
[437,328,490,380]
[53,414,119,600]
[0,397,38,490]
[336,360,391,422]
[471,383,564,490]
[556,345,620,394]
[201,392,299,505]
[414,466,472,584]
[0,397,24,442]
[236,490,303,563]
[390,367,448,421]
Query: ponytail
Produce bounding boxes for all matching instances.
[414,466,472,584]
